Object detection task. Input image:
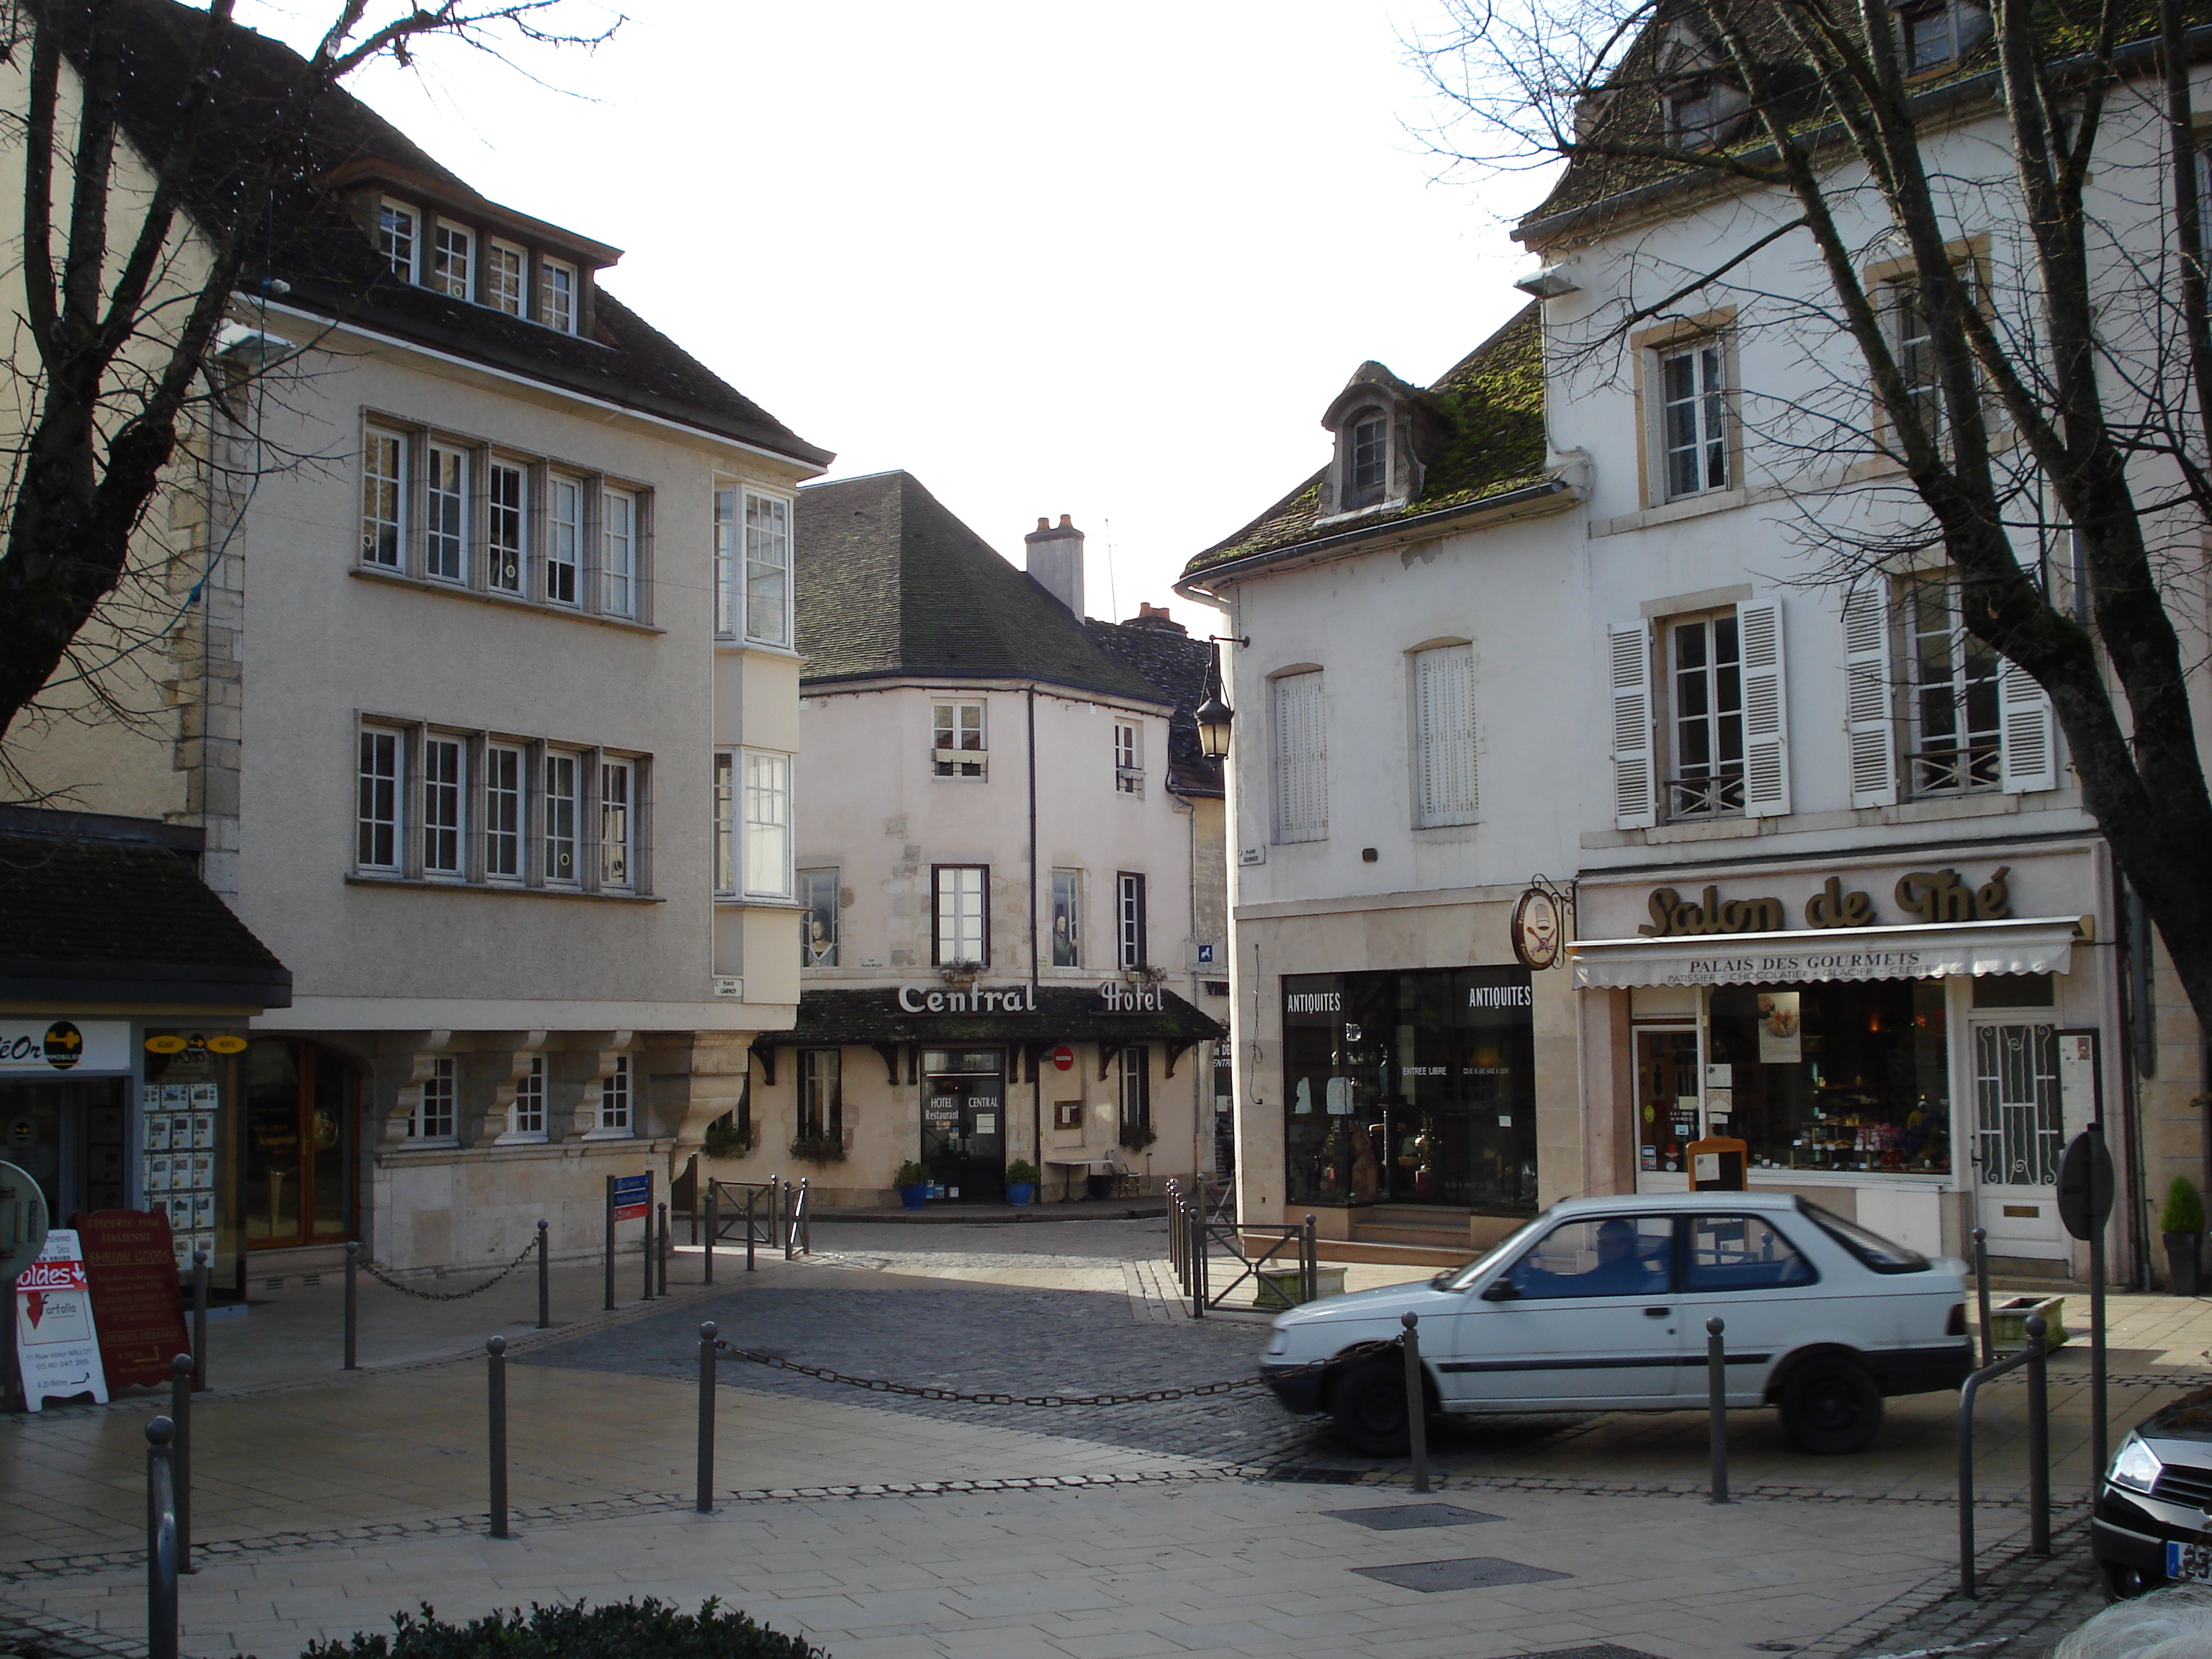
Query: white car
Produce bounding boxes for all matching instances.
[1261,1191,1972,1456]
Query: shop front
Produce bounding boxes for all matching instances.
[1573,842,2114,1263]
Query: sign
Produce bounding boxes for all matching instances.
[1196,942,1217,966]
[1050,1045,1075,1072]
[896,983,1038,1014]
[2057,1128,2116,1241]
[1636,868,2013,940]
[0,1020,129,1074]
[1098,981,1165,1012]
[611,1174,651,1223]
[15,1228,107,1410]
[0,1158,50,1285]
[1572,917,2080,989]
[71,1209,191,1390]
[1510,887,1564,971]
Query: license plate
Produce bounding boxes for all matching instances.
[2164,1540,2212,1582]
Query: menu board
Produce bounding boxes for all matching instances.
[145,1081,218,1268]
[69,1208,192,1389]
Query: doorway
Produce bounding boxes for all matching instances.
[242,1040,355,1248]
[921,1048,1004,1203]
[0,1077,128,1220]
[1635,1025,1702,1183]
[1971,1019,2065,1259]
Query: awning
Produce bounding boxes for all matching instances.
[1569,916,2082,989]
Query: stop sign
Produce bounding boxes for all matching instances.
[1050,1044,1075,1071]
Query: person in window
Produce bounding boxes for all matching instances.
[1579,1218,1659,1295]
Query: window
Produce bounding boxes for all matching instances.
[356,729,401,869]
[601,487,637,616]
[712,752,736,895]
[933,865,987,966]
[511,1057,546,1140]
[1888,279,1943,444]
[745,490,792,647]
[1051,870,1082,968]
[1904,572,2001,795]
[1272,670,1326,842]
[1346,413,1387,509]
[799,868,839,967]
[377,202,416,281]
[1667,611,1744,819]
[714,489,739,637]
[488,464,525,593]
[424,444,467,583]
[1659,340,1728,498]
[361,431,404,567]
[485,745,523,880]
[539,258,576,333]
[413,1056,456,1140]
[1902,1,1956,70]
[1117,872,1148,970]
[431,222,472,300]
[544,751,580,884]
[1504,1215,1673,1299]
[1114,721,1142,795]
[743,750,792,899]
[799,1050,841,1143]
[423,737,465,876]
[600,759,633,889]
[1685,1215,1817,1292]
[1411,643,1478,827]
[1665,77,1724,145]
[598,1054,631,1133]
[1118,1046,1151,1143]
[932,702,986,779]
[486,240,526,315]
[546,477,580,606]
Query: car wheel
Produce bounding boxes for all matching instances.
[2103,1560,2162,1601]
[1777,1354,1882,1455]
[1329,1356,1413,1457]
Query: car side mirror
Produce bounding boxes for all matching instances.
[1480,1279,1519,1301]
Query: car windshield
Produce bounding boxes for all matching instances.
[1800,1199,1930,1274]
[1431,1213,1550,1291]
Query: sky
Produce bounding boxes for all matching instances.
[238,0,1552,624]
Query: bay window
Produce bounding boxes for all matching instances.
[742,750,792,899]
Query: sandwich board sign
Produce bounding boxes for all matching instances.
[15,1228,107,1410]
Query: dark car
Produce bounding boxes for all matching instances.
[2092,1388,2212,1598]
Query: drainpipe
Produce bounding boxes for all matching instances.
[2115,872,2154,1290]
[1028,687,1041,1170]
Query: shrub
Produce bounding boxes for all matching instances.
[1005,1159,1041,1185]
[299,1597,822,1659]
[2162,1176,2207,1236]
[703,1117,754,1160]
[894,1159,929,1188]
[1118,1123,1158,1153]
[788,1133,845,1164]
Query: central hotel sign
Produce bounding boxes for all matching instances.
[893,982,1169,1015]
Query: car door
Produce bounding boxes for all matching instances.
[1674,1211,1826,1406]
[1442,1213,1683,1409]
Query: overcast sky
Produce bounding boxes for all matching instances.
[240,0,1550,624]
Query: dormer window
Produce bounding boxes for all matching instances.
[1892,0,1990,73]
[487,240,526,315]
[1666,77,1722,144]
[540,259,576,334]
[1346,414,1388,510]
[378,201,417,281]
[431,222,472,300]
[1320,361,1448,520]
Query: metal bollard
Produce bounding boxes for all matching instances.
[603,1174,617,1312]
[746,1186,757,1273]
[657,1202,670,1298]
[1401,1311,1430,1493]
[170,1354,194,1572]
[704,1187,716,1285]
[146,1416,179,1659]
[697,1321,717,1513]
[487,1336,509,1539]
[2028,1313,2050,1556]
[1706,1317,1728,1504]
[1973,1226,1993,1368]
[191,1250,209,1392]
[1191,1200,1208,1318]
[536,1220,550,1331]
[343,1241,359,1371]
[1305,1213,1318,1304]
[643,1175,657,1302]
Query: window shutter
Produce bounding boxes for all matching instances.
[1737,597,1789,819]
[1413,644,1478,827]
[1997,654,2058,793]
[1273,672,1327,842]
[1608,621,1655,830]
[1842,583,1898,808]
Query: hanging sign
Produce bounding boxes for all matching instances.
[14,1228,108,1410]
[71,1208,192,1389]
[0,1020,129,1074]
[1510,888,1564,971]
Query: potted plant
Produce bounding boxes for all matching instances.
[702,1115,754,1160]
[1004,1159,1040,1207]
[1119,1122,1158,1154]
[789,1133,846,1165]
[2163,1176,2206,1295]
[894,1160,931,1210]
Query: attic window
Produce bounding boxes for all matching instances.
[1902,2,1954,70]
[1346,413,1388,510]
[431,223,472,300]
[1665,76,1728,147]
[378,201,417,281]
[540,260,577,334]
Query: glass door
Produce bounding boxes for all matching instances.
[242,1040,355,1247]
[920,1048,1004,1203]
[1972,1020,2066,1259]
[1635,1025,1701,1184]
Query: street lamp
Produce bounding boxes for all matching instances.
[1195,693,1233,760]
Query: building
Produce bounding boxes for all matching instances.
[713,472,1223,1205]
[4,1,830,1281]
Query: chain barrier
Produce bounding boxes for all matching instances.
[359,1235,542,1302]
[711,1337,1330,1408]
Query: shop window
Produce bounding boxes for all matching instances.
[799,868,840,967]
[800,1049,842,1142]
[1051,869,1082,967]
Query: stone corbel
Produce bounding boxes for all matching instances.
[565,1031,634,1141]
[382,1031,454,1150]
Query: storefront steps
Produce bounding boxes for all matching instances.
[1313,1206,1488,1268]
[1310,1237,1472,1268]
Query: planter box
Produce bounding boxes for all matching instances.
[1254,1266,1347,1309]
[1988,1294,2068,1353]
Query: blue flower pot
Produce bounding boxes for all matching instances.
[1006,1182,1035,1208]
[899,1184,930,1210]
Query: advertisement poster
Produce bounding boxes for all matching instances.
[69,1208,190,1390]
[15,1228,108,1410]
[1757,992,1804,1065]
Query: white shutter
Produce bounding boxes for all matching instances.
[1273,671,1328,842]
[1608,620,1655,830]
[1737,597,1790,818]
[1413,644,1478,827]
[1842,583,1898,808]
[1998,654,2058,793]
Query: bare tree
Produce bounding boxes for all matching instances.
[1416,0,2212,1031]
[0,0,613,760]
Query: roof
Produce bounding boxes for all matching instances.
[1180,304,1552,581]
[794,472,1172,705]
[1081,615,1225,797]
[778,985,1225,1049]
[68,0,830,466]
[0,808,291,1009]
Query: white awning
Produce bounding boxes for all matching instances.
[1569,916,2082,989]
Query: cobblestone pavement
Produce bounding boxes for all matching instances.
[1821,1517,2105,1659]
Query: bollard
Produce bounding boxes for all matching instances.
[746,1185,757,1274]
[1191,1199,1208,1318]
[343,1241,359,1371]
[643,1172,657,1302]
[603,1174,616,1312]
[1972,1226,1993,1368]
[703,1187,716,1285]
[2028,1313,2051,1556]
[1304,1213,1318,1304]
[697,1320,717,1513]
[169,1354,194,1572]
[1401,1311,1430,1493]
[146,1416,179,1659]
[487,1336,509,1539]
[191,1250,209,1392]
[536,1220,550,1331]
[658,1202,670,1297]
[1706,1317,1728,1504]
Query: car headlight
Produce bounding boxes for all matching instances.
[2110,1435,2163,1495]
[1265,1329,1290,1357]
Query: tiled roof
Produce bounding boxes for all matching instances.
[1081,616,1225,798]
[1181,304,1552,580]
[71,0,829,465]
[794,472,1172,706]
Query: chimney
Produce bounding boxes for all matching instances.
[1125,602,1186,634]
[1025,513,1084,616]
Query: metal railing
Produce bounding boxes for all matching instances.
[708,1179,781,1252]
[1170,1188,1317,1318]
[1958,1311,2051,1598]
